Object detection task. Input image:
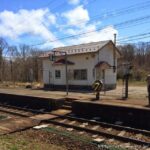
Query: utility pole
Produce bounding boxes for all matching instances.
[113,34,116,73]
[122,63,132,99]
[124,74,129,99]
[65,52,68,95]
[10,60,13,82]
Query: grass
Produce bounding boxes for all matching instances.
[0,80,146,89]
[117,79,146,86]
[0,132,65,150]
[44,126,127,150]
[0,115,7,120]
[0,81,43,89]
[0,127,128,150]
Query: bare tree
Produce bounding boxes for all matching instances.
[7,46,18,82]
[0,38,8,82]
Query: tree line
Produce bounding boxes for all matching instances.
[0,38,44,84]
[118,42,150,81]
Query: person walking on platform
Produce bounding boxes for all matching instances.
[146,75,150,106]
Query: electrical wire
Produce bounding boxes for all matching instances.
[42,0,57,8]
[60,0,150,28]
[30,15,150,47]
[50,0,67,12]
[42,0,150,28]
[9,1,150,47]
[118,32,150,42]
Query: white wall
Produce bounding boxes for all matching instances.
[67,53,96,86]
[53,65,66,85]
[97,45,117,85]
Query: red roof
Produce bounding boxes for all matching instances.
[53,59,74,65]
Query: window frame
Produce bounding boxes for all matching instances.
[74,69,87,80]
[55,70,61,79]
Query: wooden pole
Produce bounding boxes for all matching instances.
[113,34,116,73]
[65,52,68,96]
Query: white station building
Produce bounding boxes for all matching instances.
[40,40,121,90]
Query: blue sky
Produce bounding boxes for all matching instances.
[0,0,150,49]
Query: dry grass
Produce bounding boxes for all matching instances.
[0,128,101,150]
[0,131,65,150]
[0,128,127,150]
[117,79,146,87]
[0,81,43,89]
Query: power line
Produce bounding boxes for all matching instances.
[60,0,150,28]
[42,0,150,28]
[30,15,150,47]
[43,0,57,8]
[118,36,150,44]
[117,41,150,46]
[118,32,150,42]
[12,1,150,47]
[50,0,68,12]
[42,0,68,13]
[28,1,150,47]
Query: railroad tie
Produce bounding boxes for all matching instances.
[91,125,99,130]
[118,130,126,136]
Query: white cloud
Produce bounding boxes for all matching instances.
[62,5,89,27]
[68,0,80,5]
[60,5,118,46]
[0,8,64,47]
[0,6,118,49]
[64,25,118,45]
[79,26,118,43]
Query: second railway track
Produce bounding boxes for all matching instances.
[0,104,45,117]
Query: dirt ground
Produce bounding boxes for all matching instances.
[100,85,149,107]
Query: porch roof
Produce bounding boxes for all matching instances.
[95,61,111,69]
[53,58,75,65]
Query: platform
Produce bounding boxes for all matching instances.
[0,87,149,109]
[72,100,150,130]
[0,89,65,111]
[0,87,149,130]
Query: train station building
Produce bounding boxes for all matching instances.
[40,40,121,90]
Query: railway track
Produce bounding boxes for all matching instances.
[0,102,149,147]
[46,114,150,146]
[0,104,45,117]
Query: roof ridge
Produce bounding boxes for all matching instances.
[53,40,111,50]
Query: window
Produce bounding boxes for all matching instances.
[55,70,61,79]
[74,69,87,80]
